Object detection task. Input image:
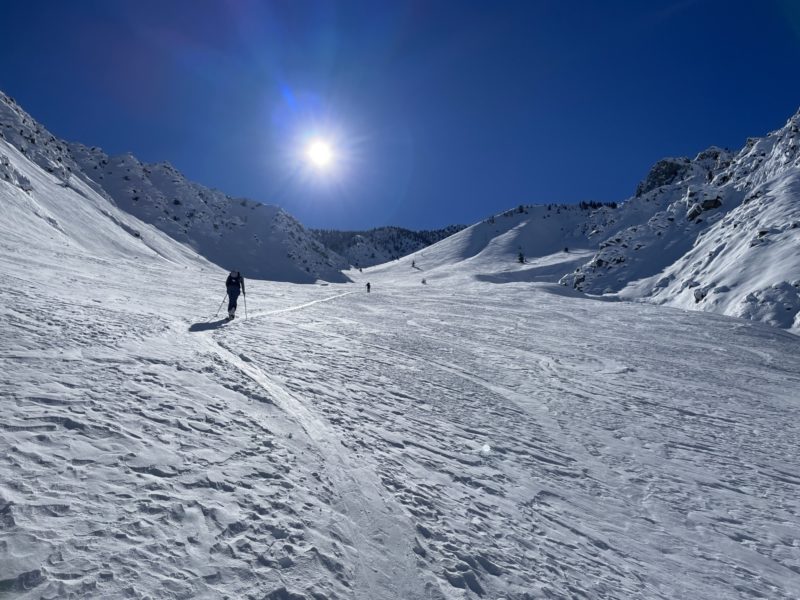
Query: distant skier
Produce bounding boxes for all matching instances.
[226,271,245,320]
[366,282,371,293]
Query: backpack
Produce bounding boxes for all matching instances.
[227,271,241,288]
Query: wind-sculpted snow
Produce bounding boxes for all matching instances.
[2,229,800,598]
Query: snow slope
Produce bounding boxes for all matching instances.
[365,112,799,335]
[620,120,800,331]
[559,114,800,333]
[3,125,800,599]
[0,91,349,284]
[362,203,624,288]
[0,135,207,270]
[312,225,466,268]
[68,145,350,284]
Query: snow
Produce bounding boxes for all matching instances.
[559,115,800,335]
[4,89,799,334]
[0,90,349,284]
[312,226,467,269]
[3,130,800,599]
[630,161,800,332]
[66,144,350,284]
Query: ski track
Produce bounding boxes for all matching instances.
[1,257,800,599]
[249,291,356,319]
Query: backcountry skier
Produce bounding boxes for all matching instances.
[366,282,371,293]
[226,271,245,320]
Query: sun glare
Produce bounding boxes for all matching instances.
[307,140,333,169]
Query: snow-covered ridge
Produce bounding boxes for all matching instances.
[312,225,467,268]
[0,124,210,273]
[558,146,737,295]
[0,91,349,284]
[562,110,800,333]
[369,111,800,334]
[0,92,87,188]
[67,144,350,283]
[3,88,798,331]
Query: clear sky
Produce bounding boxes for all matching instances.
[2,1,800,230]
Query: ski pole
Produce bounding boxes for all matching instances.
[215,293,228,317]
[244,293,248,320]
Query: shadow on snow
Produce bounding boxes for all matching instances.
[188,319,229,332]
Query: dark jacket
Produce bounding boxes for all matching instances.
[226,272,245,295]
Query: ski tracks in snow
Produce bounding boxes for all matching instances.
[0,273,416,599]
[3,265,800,600]
[200,333,433,599]
[220,285,800,599]
[239,290,356,321]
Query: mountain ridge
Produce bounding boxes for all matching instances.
[363,111,799,333]
[2,89,798,332]
[0,90,350,284]
[312,225,467,268]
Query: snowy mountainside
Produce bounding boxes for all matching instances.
[558,148,736,294]
[622,166,800,329]
[0,129,207,270]
[0,90,349,284]
[312,225,466,268]
[366,112,800,334]
[3,94,800,598]
[68,145,350,283]
[363,202,623,286]
[0,93,88,189]
[561,111,800,332]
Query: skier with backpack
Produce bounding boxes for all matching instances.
[226,271,246,320]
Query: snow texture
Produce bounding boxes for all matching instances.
[2,99,800,599]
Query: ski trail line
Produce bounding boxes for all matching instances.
[198,333,425,600]
[246,290,356,320]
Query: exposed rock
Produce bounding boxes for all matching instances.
[636,158,690,197]
[700,196,722,210]
[687,203,703,220]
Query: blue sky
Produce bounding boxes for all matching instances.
[2,1,800,229]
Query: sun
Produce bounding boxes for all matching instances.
[306,139,334,169]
